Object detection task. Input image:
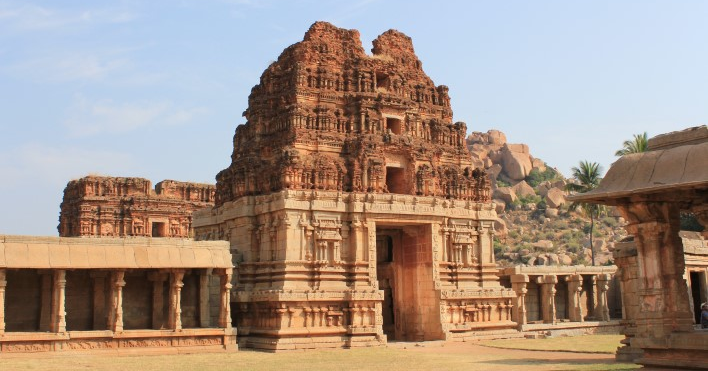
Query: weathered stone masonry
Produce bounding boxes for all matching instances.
[59,176,215,238]
[194,22,515,350]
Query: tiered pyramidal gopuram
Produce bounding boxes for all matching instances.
[194,22,516,350]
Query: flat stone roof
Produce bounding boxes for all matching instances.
[499,265,616,276]
[0,235,232,269]
[569,126,708,204]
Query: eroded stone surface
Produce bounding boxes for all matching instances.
[215,21,490,206]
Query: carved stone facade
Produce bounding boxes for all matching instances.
[214,22,489,206]
[59,176,215,238]
[195,22,513,350]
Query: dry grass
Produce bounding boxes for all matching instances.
[0,335,639,371]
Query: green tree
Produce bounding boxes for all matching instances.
[615,132,648,156]
[565,161,604,266]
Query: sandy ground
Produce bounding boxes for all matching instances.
[0,340,643,371]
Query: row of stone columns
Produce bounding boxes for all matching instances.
[0,268,233,335]
[511,273,612,326]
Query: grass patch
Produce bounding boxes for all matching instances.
[479,334,624,354]
[0,336,639,371]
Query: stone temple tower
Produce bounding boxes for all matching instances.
[194,22,516,350]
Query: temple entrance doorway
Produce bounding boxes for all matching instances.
[375,224,444,341]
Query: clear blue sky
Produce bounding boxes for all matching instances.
[1,0,706,235]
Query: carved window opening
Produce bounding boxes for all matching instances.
[385,117,402,135]
[151,222,167,237]
[385,167,407,194]
[375,72,389,92]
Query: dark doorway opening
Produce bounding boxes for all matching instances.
[152,222,167,237]
[690,271,702,324]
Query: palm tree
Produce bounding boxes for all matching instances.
[565,161,604,266]
[615,132,648,156]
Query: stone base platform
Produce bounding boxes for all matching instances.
[448,328,524,342]
[520,320,622,338]
[0,328,238,355]
[239,333,385,351]
[635,331,708,370]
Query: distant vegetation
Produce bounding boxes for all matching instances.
[524,167,561,188]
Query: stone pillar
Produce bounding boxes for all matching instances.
[199,269,212,328]
[218,268,233,329]
[169,270,185,331]
[0,269,6,334]
[148,272,167,330]
[90,272,108,330]
[620,201,694,338]
[567,273,584,322]
[510,274,529,327]
[613,240,643,362]
[107,270,125,332]
[539,275,558,324]
[50,270,67,333]
[596,273,611,322]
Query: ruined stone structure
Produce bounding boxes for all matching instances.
[0,235,235,353]
[59,176,215,238]
[194,22,514,350]
[499,266,622,336]
[571,125,708,369]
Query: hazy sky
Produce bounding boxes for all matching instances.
[1,0,706,235]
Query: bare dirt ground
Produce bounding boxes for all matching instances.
[0,336,641,371]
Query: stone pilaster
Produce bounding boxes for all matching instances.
[596,273,611,322]
[0,269,6,334]
[107,270,125,332]
[612,240,643,362]
[51,270,67,333]
[218,268,233,329]
[169,270,185,331]
[567,273,584,322]
[539,275,558,324]
[510,274,529,327]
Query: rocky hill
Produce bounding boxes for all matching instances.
[467,130,627,267]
